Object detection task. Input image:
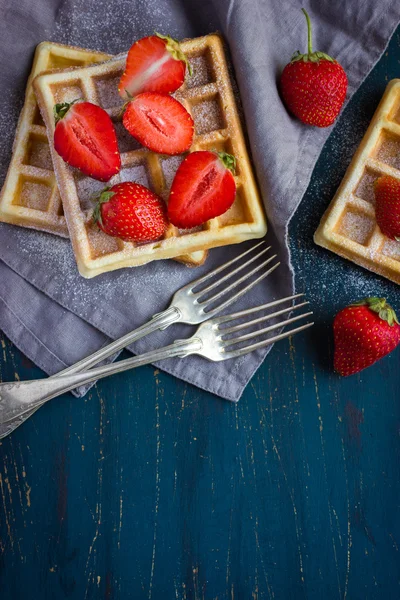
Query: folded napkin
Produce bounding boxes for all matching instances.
[0,0,399,401]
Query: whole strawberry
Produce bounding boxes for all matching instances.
[93,182,168,242]
[281,9,348,127]
[334,297,400,376]
[374,175,400,240]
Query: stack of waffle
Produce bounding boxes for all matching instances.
[0,35,267,278]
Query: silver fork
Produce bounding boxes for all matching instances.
[0,295,313,422]
[0,242,279,437]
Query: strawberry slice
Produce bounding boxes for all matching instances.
[118,33,191,100]
[168,151,237,228]
[122,92,194,155]
[93,182,168,242]
[54,100,121,182]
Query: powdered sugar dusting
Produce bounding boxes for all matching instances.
[85,221,121,258]
[354,169,380,203]
[120,163,150,188]
[375,133,400,169]
[20,180,52,211]
[75,176,105,211]
[381,239,400,260]
[160,155,185,199]
[52,0,181,56]
[24,135,53,171]
[5,223,186,312]
[336,210,375,245]
[95,73,124,109]
[52,82,83,104]
[186,55,214,88]
[192,97,224,134]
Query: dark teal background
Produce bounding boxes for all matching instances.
[1,26,400,600]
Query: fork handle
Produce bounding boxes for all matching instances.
[59,306,181,376]
[0,306,181,438]
[0,338,201,424]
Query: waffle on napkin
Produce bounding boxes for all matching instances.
[315,79,400,285]
[0,41,207,267]
[33,34,267,278]
[0,42,108,237]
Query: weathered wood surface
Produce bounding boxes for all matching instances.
[1,27,400,600]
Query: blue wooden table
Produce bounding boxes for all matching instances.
[1,27,400,600]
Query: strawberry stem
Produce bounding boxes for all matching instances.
[302,8,313,55]
[118,93,133,119]
[290,9,335,64]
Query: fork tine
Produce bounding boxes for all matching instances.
[200,253,277,306]
[186,241,266,291]
[222,321,314,359]
[222,311,313,347]
[205,261,280,316]
[220,301,309,335]
[215,293,305,324]
[195,245,272,297]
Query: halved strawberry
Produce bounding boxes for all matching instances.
[93,182,168,242]
[168,151,237,228]
[122,92,194,155]
[54,100,121,182]
[118,33,191,100]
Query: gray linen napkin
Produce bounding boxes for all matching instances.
[0,0,399,401]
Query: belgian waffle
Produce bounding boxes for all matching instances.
[314,79,400,285]
[33,34,267,278]
[0,42,207,268]
[0,42,108,237]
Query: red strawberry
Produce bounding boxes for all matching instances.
[333,297,400,376]
[280,9,348,127]
[93,182,168,242]
[374,175,400,240]
[118,33,191,100]
[54,100,121,182]
[122,92,194,155]
[168,151,236,228]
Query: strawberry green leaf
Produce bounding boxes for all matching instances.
[92,189,115,227]
[217,151,236,174]
[155,32,193,76]
[53,99,81,124]
[351,297,400,326]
